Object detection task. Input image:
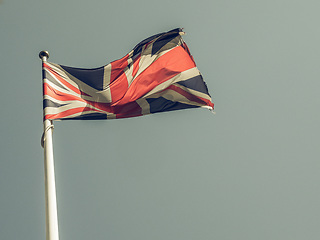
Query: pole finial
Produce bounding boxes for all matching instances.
[39,51,49,60]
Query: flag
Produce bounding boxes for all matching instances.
[42,28,214,120]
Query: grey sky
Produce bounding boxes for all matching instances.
[1,0,320,239]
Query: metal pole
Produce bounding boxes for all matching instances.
[39,51,60,240]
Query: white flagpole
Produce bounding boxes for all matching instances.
[39,51,60,240]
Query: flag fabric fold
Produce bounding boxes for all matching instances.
[42,28,214,120]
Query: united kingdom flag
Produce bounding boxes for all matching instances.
[42,28,214,120]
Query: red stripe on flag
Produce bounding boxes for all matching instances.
[108,54,130,104]
[109,74,129,104]
[181,42,195,64]
[119,46,196,104]
[110,54,129,83]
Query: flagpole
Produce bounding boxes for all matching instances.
[39,51,60,240]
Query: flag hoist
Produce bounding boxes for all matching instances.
[40,51,60,240]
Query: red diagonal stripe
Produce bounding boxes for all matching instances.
[44,63,91,97]
[44,83,85,103]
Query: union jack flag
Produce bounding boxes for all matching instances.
[42,28,214,120]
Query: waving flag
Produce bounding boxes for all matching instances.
[42,28,214,120]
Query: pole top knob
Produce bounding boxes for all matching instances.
[39,51,49,60]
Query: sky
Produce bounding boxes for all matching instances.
[1,0,320,239]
